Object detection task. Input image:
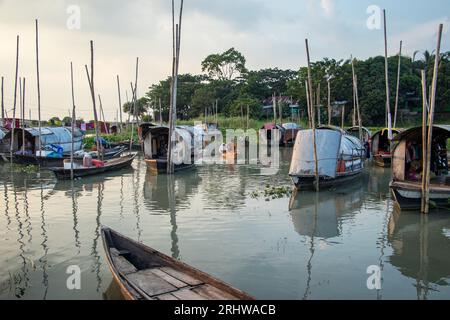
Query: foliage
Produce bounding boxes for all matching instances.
[201,48,248,81]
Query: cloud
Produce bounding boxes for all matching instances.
[391,17,450,56]
[320,0,335,17]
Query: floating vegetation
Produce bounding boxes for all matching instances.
[250,185,293,201]
[11,164,39,174]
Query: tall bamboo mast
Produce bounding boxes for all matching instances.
[393,41,402,128]
[423,24,443,214]
[21,78,26,154]
[327,78,331,126]
[85,40,101,160]
[1,77,4,126]
[383,10,392,133]
[159,97,163,125]
[10,35,19,163]
[70,62,76,180]
[35,20,42,156]
[129,57,139,153]
[117,75,123,132]
[305,39,319,192]
[420,70,428,213]
[305,81,311,128]
[316,83,321,126]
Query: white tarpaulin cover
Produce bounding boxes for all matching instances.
[289,128,364,178]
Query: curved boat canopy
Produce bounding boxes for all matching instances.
[282,123,301,130]
[392,125,450,182]
[1,126,84,154]
[289,127,364,179]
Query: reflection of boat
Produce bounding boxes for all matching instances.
[371,128,401,167]
[48,154,136,180]
[289,179,366,239]
[387,208,450,298]
[101,227,254,300]
[390,126,450,211]
[289,126,365,190]
[140,124,195,174]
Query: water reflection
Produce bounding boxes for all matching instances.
[388,208,450,299]
[0,154,449,300]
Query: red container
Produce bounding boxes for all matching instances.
[92,159,105,168]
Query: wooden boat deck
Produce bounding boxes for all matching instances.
[102,227,253,300]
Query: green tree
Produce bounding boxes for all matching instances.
[123,97,149,120]
[201,48,248,81]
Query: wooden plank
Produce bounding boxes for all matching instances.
[112,256,137,275]
[127,269,177,296]
[150,268,187,289]
[160,267,203,286]
[156,293,180,300]
[192,284,239,300]
[171,288,207,300]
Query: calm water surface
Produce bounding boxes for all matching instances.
[0,149,449,300]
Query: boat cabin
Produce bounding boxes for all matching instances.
[140,124,195,173]
[261,123,285,145]
[0,127,84,155]
[371,128,401,166]
[289,126,365,189]
[390,126,450,210]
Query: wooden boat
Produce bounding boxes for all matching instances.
[289,126,366,190]
[3,145,127,167]
[48,153,136,180]
[346,126,372,158]
[101,227,254,300]
[371,128,401,167]
[390,125,450,211]
[140,124,195,174]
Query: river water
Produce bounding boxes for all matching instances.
[0,149,449,300]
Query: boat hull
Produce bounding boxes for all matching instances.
[290,170,363,191]
[145,159,195,175]
[49,154,136,180]
[390,181,450,211]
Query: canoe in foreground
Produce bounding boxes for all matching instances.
[101,227,254,300]
[49,153,136,180]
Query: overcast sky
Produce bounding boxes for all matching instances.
[0,0,448,121]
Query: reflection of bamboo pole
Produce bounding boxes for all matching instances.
[10,36,19,163]
[420,70,428,213]
[305,39,319,192]
[393,41,402,128]
[423,24,443,214]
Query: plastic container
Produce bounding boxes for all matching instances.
[92,159,105,168]
[83,154,93,168]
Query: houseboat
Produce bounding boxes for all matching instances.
[289,126,366,190]
[390,125,449,211]
[140,123,195,174]
[371,128,401,167]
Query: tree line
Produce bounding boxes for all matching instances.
[128,47,450,126]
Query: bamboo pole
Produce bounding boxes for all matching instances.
[327,79,331,126]
[21,78,26,154]
[305,39,319,192]
[1,77,4,126]
[420,70,428,213]
[351,57,357,127]
[355,75,362,141]
[85,41,101,161]
[117,75,123,132]
[341,105,345,129]
[159,97,162,125]
[247,105,250,131]
[272,93,277,125]
[36,20,42,157]
[70,62,76,180]
[383,10,392,133]
[10,35,19,163]
[130,82,137,153]
[98,95,109,135]
[279,94,283,125]
[130,57,139,153]
[305,81,311,128]
[316,83,321,126]
[394,40,403,128]
[423,24,443,214]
